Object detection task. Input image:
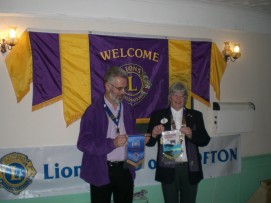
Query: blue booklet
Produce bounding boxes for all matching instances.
[127,134,145,167]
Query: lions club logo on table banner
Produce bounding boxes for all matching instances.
[0,152,37,195]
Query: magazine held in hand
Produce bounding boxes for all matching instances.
[159,129,185,167]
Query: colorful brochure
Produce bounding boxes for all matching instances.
[161,129,183,160]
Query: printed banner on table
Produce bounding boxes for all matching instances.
[0,134,239,199]
[199,134,241,178]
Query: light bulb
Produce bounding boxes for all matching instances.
[233,44,240,53]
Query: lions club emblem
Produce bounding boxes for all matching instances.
[121,63,152,106]
[0,152,37,195]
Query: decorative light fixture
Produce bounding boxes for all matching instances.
[0,26,18,53]
[222,41,241,62]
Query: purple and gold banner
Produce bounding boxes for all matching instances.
[29,32,62,110]
[90,34,169,119]
[5,30,227,126]
[191,41,211,106]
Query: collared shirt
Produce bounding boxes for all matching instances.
[104,96,126,161]
[171,107,183,130]
[171,107,188,162]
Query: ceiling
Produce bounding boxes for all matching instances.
[196,0,271,15]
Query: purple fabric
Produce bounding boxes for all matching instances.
[89,34,169,119]
[29,32,61,106]
[191,41,211,103]
[77,96,136,186]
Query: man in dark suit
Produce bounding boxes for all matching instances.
[147,82,211,203]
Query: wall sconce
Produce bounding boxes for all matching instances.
[0,27,18,53]
[222,41,241,62]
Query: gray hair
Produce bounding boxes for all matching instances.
[168,82,188,104]
[104,66,128,84]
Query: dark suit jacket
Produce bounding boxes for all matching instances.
[147,107,210,185]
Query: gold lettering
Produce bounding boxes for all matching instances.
[127,48,135,57]
[125,65,142,74]
[11,166,22,181]
[99,48,159,62]
[128,76,138,91]
[124,92,146,104]
[100,51,111,60]
[135,49,143,58]
[143,50,152,60]
[120,48,127,57]
[112,49,119,59]
[153,52,159,62]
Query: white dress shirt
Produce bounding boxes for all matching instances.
[105,96,126,161]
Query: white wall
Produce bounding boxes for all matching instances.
[1,0,271,157]
[1,0,271,34]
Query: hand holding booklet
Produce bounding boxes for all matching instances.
[126,134,145,168]
[160,129,184,165]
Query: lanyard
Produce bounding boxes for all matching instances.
[104,99,122,132]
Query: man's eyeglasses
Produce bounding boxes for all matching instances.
[110,84,128,92]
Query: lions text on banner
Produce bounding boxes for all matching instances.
[0,135,240,199]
